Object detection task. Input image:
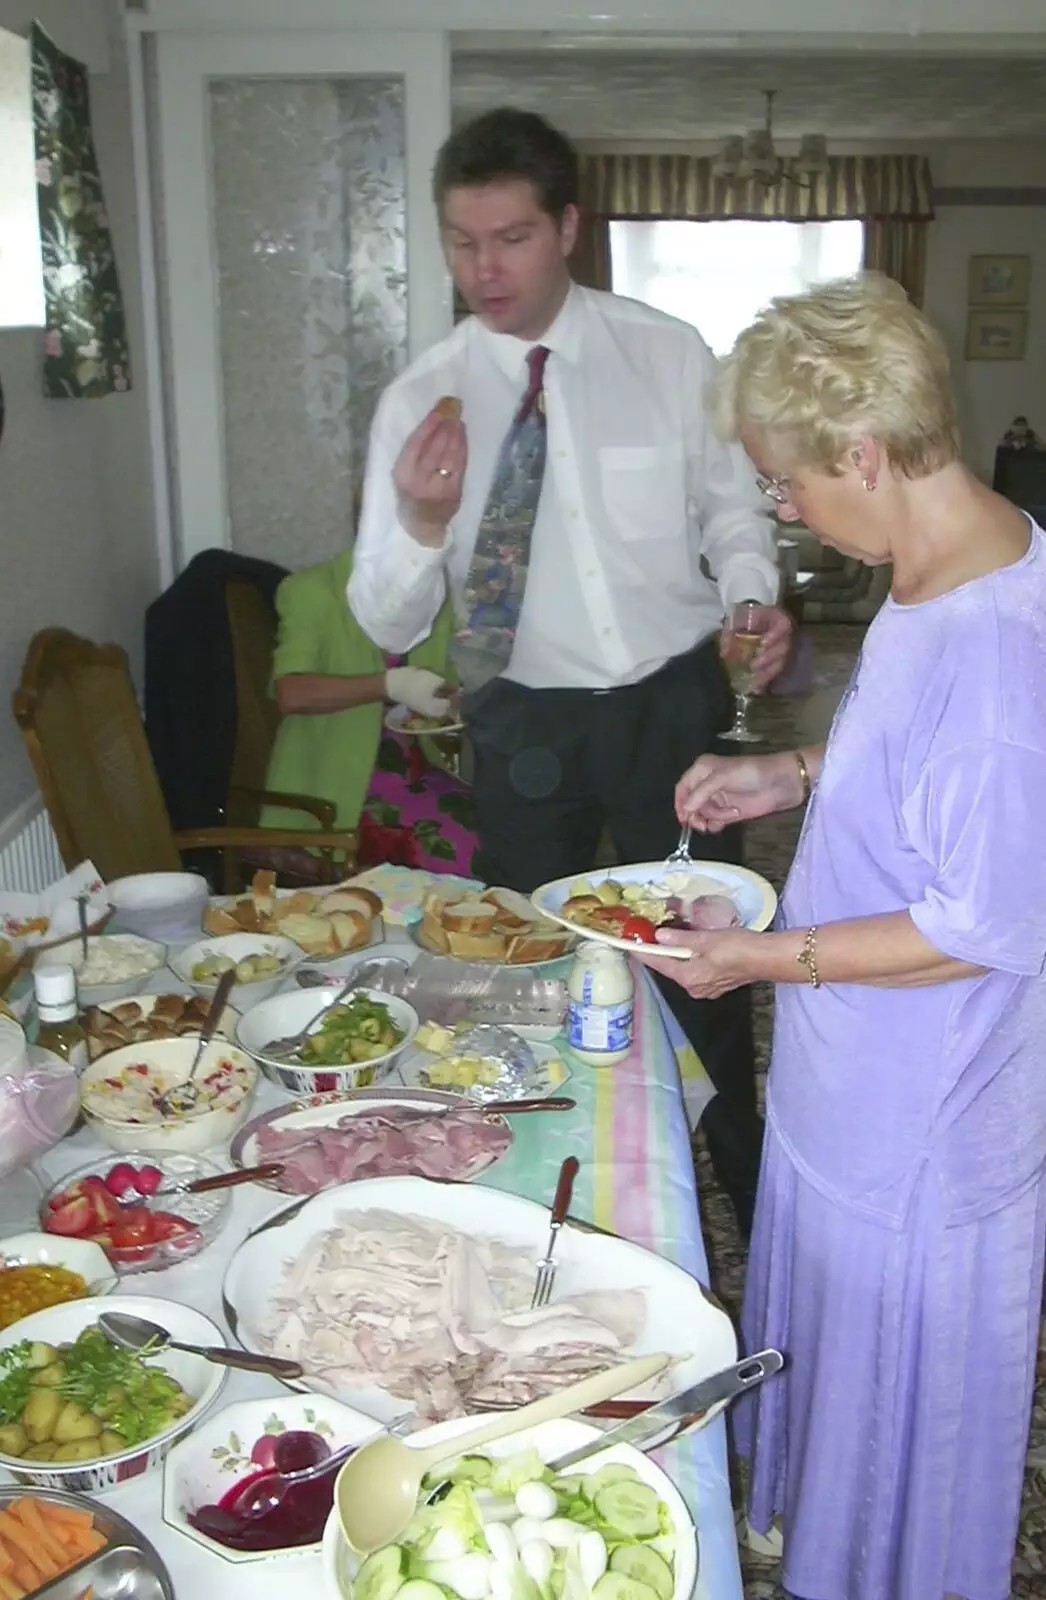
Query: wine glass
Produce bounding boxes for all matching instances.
[720,601,771,744]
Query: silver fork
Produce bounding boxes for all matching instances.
[664,824,695,866]
[531,1155,579,1309]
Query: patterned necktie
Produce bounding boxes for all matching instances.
[450,345,549,696]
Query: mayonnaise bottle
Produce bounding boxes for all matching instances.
[566,942,635,1066]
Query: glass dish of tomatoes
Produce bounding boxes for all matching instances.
[38,1152,231,1274]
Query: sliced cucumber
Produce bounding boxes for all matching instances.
[592,1573,661,1600]
[609,1545,673,1600]
[393,1582,449,1600]
[582,1465,640,1502]
[551,1475,588,1500]
[646,1535,676,1564]
[449,1455,494,1487]
[355,1545,407,1600]
[592,1482,661,1539]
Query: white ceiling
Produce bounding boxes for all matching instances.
[451,52,1046,141]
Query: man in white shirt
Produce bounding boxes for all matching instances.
[349,108,792,1235]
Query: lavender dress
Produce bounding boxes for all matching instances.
[738,525,1046,1600]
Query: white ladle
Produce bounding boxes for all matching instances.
[335,1350,671,1554]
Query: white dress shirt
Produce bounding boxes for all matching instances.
[348,285,779,691]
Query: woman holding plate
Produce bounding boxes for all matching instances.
[642,275,1046,1600]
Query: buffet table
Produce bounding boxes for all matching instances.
[10,910,743,1600]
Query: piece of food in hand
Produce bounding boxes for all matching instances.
[434,395,462,422]
[620,915,658,944]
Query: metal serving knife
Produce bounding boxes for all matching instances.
[547,1348,785,1470]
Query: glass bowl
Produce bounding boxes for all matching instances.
[38,1151,231,1275]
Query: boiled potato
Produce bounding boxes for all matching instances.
[594,880,623,905]
[99,1429,128,1455]
[53,1400,102,1442]
[32,1361,67,1387]
[93,1385,128,1420]
[24,1387,62,1441]
[53,1440,100,1463]
[26,1342,59,1369]
[22,1443,59,1461]
[0,1424,28,1456]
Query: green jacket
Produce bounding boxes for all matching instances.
[261,549,453,831]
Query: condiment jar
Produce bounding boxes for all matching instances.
[33,965,88,1074]
[566,942,635,1067]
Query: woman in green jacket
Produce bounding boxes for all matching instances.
[261,549,477,873]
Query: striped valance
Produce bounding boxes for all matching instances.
[579,153,934,223]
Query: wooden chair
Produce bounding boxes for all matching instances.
[12,628,357,889]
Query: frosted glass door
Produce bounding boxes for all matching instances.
[209,76,407,568]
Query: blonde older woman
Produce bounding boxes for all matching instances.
[643,276,1046,1600]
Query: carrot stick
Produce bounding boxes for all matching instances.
[65,1529,105,1558]
[0,1571,24,1600]
[9,1499,67,1568]
[31,1503,93,1533]
[0,1542,12,1576]
[0,1514,55,1579]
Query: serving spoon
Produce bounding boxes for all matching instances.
[335,1350,671,1553]
[98,1309,305,1380]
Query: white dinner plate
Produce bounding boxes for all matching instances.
[531,859,778,960]
[229,1086,514,1190]
[222,1175,737,1425]
[384,703,465,737]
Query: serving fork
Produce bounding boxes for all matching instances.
[531,1155,579,1308]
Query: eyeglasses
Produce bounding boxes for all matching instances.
[755,472,793,506]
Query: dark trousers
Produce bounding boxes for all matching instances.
[465,637,764,1234]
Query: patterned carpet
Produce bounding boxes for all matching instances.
[692,624,1046,1600]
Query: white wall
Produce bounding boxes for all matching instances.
[0,0,156,821]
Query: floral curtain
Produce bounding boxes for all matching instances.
[30,23,131,399]
[579,152,934,224]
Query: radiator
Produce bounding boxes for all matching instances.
[0,799,65,894]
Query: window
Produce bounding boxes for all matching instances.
[610,219,865,357]
[0,26,45,328]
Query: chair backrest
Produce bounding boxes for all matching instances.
[13,629,182,878]
[224,578,281,820]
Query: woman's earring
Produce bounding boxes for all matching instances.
[862,477,876,492]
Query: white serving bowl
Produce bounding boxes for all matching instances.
[171,933,305,1011]
[0,1293,228,1492]
[0,1231,118,1301]
[79,1037,259,1155]
[234,987,419,1097]
[108,872,209,944]
[321,1415,698,1600]
[37,933,168,1008]
[162,1392,381,1564]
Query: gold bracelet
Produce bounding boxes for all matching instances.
[794,749,812,804]
[797,925,821,988]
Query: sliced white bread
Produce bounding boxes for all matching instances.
[441,899,499,936]
[330,909,371,951]
[447,927,509,961]
[323,887,382,919]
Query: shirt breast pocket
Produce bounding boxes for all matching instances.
[598,444,686,543]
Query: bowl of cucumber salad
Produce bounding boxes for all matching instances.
[322,1417,697,1600]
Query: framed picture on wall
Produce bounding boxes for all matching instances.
[967,254,1031,307]
[965,309,1028,362]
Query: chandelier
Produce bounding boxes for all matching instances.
[711,91,829,188]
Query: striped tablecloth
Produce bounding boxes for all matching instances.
[482,971,741,1600]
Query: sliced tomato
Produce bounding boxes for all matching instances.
[45,1196,94,1236]
[150,1213,201,1247]
[620,915,658,944]
[110,1212,156,1250]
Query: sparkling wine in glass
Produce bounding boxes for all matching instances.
[720,602,769,744]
